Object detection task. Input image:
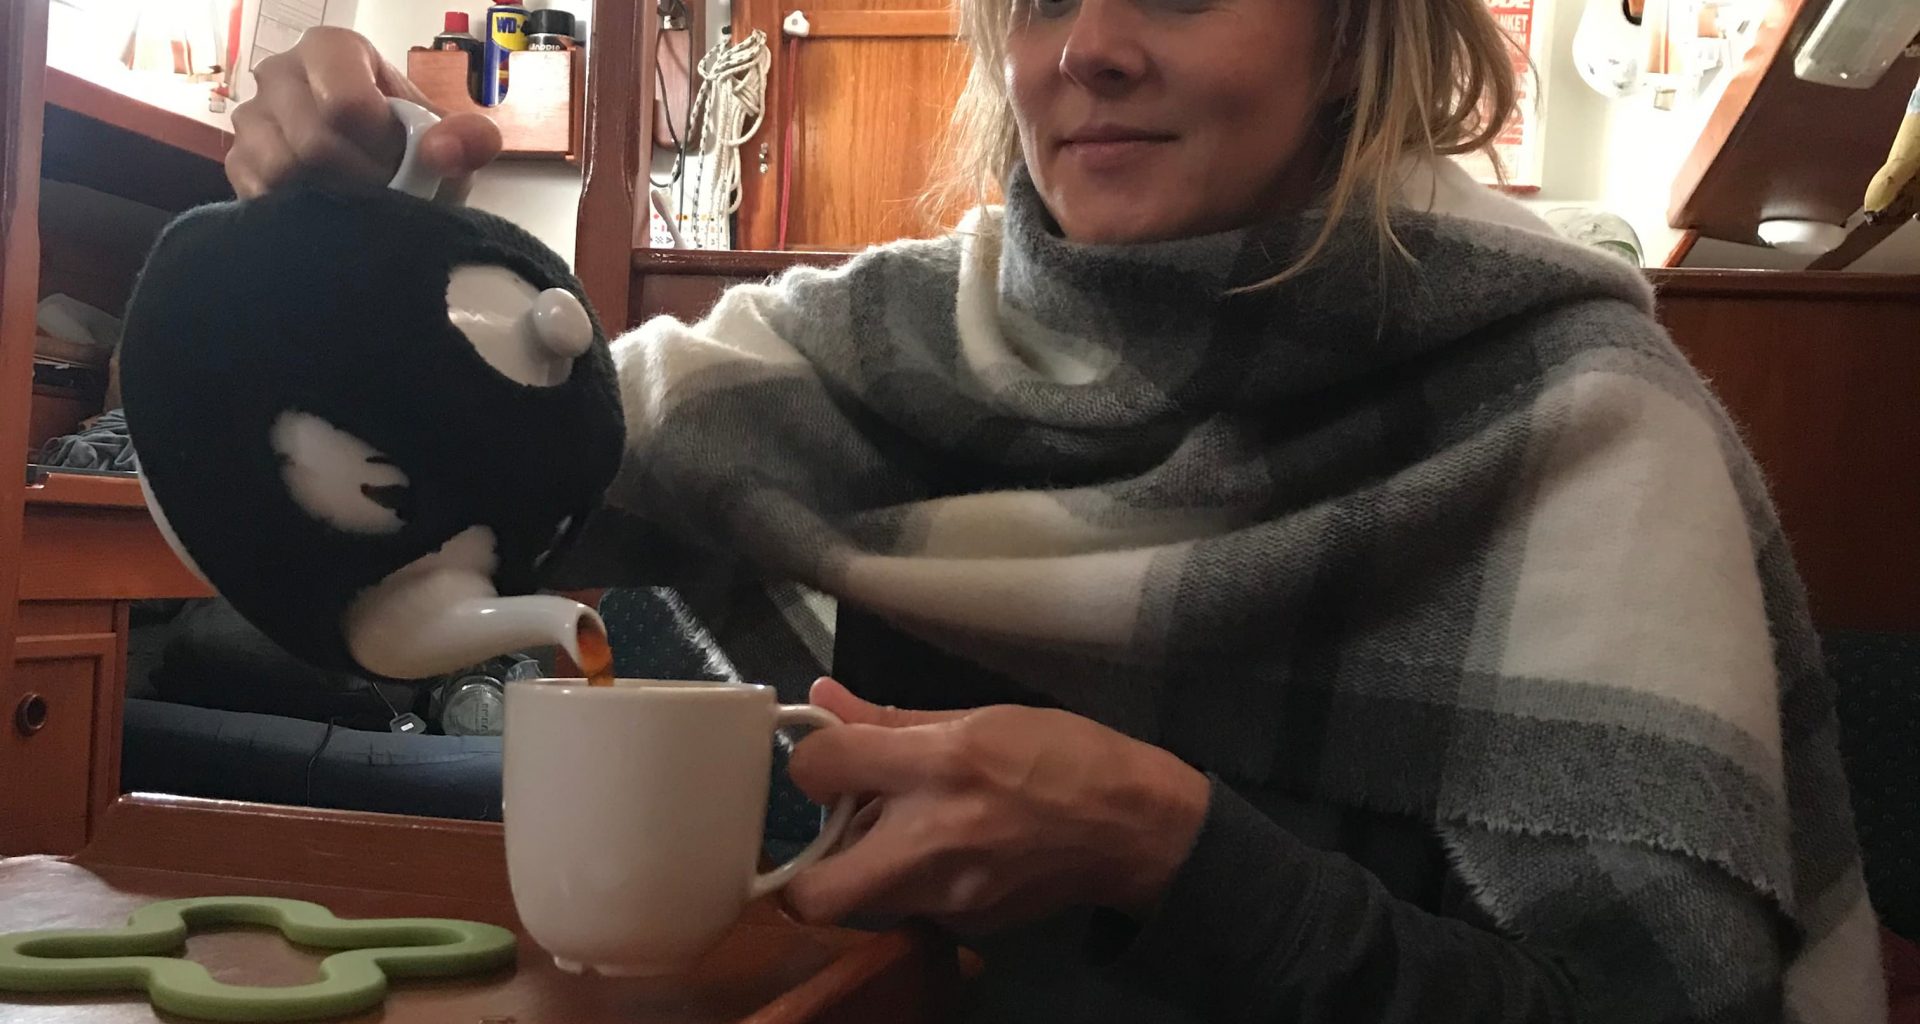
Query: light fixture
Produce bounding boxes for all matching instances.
[1794,0,1920,88]
[1756,218,1850,254]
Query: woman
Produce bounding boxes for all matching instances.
[229,0,1884,1018]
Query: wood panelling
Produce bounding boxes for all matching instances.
[573,0,650,318]
[19,492,212,602]
[0,0,50,676]
[629,248,849,324]
[803,10,961,37]
[406,49,583,159]
[1668,0,1920,244]
[786,34,969,248]
[736,0,971,251]
[1650,270,1920,632]
[3,634,110,854]
[15,600,114,637]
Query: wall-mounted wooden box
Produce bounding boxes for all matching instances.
[405,48,583,160]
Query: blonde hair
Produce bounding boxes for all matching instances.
[927,0,1520,283]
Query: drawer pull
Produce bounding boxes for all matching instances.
[14,693,48,736]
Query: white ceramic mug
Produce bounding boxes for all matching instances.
[503,679,855,977]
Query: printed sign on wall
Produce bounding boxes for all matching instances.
[1462,0,1553,189]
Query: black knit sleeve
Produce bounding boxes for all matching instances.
[1092,777,1584,1024]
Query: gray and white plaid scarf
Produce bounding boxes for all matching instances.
[594,160,1883,1022]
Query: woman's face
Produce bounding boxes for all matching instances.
[1006,0,1335,243]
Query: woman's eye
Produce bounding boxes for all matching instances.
[1029,0,1077,18]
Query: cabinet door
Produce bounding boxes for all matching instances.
[2,626,109,855]
[0,0,50,676]
[736,0,970,251]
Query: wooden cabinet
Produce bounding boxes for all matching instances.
[1669,0,1920,265]
[733,0,971,250]
[0,0,227,856]
[2,603,113,854]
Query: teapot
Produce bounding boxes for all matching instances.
[121,100,623,680]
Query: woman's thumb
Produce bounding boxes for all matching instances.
[809,677,965,728]
[419,114,503,181]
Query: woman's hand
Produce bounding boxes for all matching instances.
[226,27,502,199]
[785,678,1210,933]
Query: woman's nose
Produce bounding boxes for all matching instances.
[1058,0,1149,92]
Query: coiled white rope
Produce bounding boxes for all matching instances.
[687,29,772,238]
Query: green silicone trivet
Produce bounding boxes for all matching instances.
[0,895,516,1022]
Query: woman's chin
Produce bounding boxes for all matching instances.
[1056,214,1190,245]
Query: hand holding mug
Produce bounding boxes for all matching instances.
[503,679,854,977]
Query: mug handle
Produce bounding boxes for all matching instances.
[385,97,445,201]
[748,704,857,900]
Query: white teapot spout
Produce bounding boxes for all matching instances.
[344,528,604,680]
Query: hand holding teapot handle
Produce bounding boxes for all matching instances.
[227,27,501,200]
[385,98,446,201]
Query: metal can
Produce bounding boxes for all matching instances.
[482,4,529,106]
[525,8,576,49]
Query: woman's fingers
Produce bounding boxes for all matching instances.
[808,677,966,727]
[252,58,393,184]
[784,808,929,924]
[299,29,401,163]
[789,723,947,800]
[226,26,502,198]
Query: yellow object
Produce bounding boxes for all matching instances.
[1863,79,1920,218]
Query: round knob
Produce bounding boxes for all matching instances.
[14,693,48,736]
[529,287,594,359]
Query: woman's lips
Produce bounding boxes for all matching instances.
[1058,135,1175,172]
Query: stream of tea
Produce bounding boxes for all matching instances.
[579,620,615,686]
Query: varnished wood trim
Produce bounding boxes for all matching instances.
[744,924,958,1024]
[83,793,515,900]
[1663,229,1699,268]
[11,632,115,660]
[793,10,960,38]
[737,0,787,250]
[0,0,51,675]
[1646,269,1920,299]
[634,247,852,277]
[574,0,648,317]
[91,601,130,839]
[1666,0,1808,229]
[43,66,230,165]
[637,255,1919,302]
[23,471,146,508]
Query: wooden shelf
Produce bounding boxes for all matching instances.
[1668,0,1920,244]
[43,66,232,166]
[406,49,582,159]
[24,471,145,510]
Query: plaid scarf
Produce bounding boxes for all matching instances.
[592,161,1883,1022]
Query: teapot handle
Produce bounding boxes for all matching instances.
[385,97,446,201]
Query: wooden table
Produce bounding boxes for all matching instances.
[0,858,951,1023]
[4,474,960,1019]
